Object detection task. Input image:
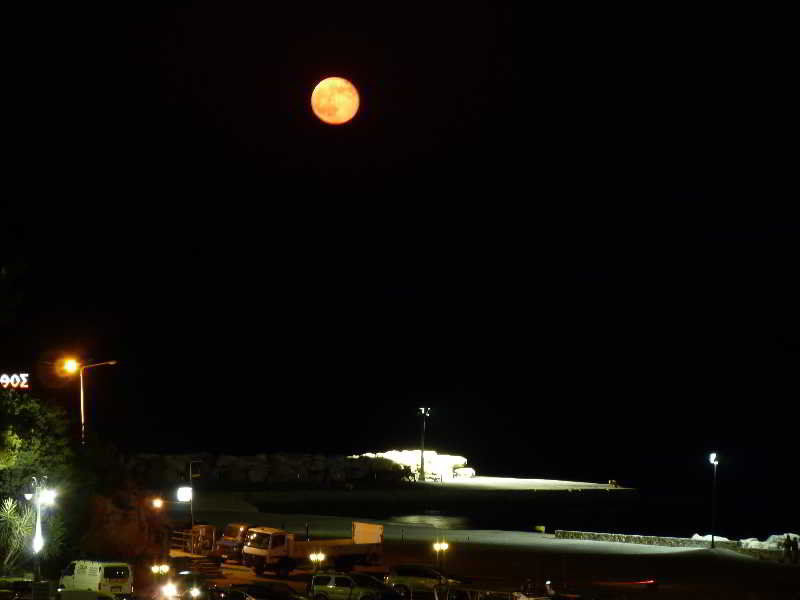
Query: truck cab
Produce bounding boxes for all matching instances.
[214,523,252,563]
[241,527,292,577]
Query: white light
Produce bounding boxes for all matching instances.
[177,487,193,502]
[190,588,201,598]
[159,564,170,574]
[179,571,190,575]
[32,509,44,554]
[24,493,33,501]
[709,453,719,465]
[162,583,177,597]
[40,489,57,506]
[151,566,160,574]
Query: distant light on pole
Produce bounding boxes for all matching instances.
[709,452,719,549]
[419,407,431,482]
[177,487,193,502]
[63,359,79,374]
[152,497,164,509]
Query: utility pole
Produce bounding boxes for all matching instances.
[709,452,719,549]
[189,460,202,551]
[419,407,431,481]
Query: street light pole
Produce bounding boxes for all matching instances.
[63,359,118,446]
[27,476,52,582]
[709,452,719,549]
[419,407,430,482]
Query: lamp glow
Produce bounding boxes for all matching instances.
[159,564,170,574]
[190,588,200,598]
[152,498,164,509]
[151,566,160,574]
[709,452,718,465]
[162,583,177,597]
[40,489,57,506]
[63,359,79,374]
[177,487,193,502]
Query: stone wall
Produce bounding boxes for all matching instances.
[554,530,783,561]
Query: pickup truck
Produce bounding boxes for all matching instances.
[242,521,383,577]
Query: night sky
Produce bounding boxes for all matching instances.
[2,5,797,537]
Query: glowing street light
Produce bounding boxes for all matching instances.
[309,552,326,571]
[60,358,118,446]
[176,487,193,502]
[709,452,719,549]
[152,497,164,509]
[26,476,55,581]
[433,540,449,571]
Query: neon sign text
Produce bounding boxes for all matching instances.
[0,373,30,389]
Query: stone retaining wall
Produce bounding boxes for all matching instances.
[554,530,783,561]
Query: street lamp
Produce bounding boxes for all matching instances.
[27,476,56,581]
[309,552,326,571]
[61,358,118,446]
[419,407,431,481]
[709,452,719,549]
[432,541,449,571]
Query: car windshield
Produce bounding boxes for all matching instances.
[350,575,383,589]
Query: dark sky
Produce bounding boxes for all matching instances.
[1,5,797,536]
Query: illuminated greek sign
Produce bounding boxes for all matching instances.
[0,373,30,389]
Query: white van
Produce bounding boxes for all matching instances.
[59,562,133,598]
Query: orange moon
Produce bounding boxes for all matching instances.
[311,77,360,125]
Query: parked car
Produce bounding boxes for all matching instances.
[220,583,306,600]
[56,592,118,600]
[0,579,32,600]
[308,573,400,600]
[157,572,217,600]
[384,566,460,598]
[59,561,134,598]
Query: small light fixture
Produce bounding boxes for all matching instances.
[152,498,164,509]
[709,452,719,465]
[40,489,57,506]
[177,487,193,502]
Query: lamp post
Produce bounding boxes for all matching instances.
[26,476,56,582]
[433,541,449,572]
[309,552,326,571]
[709,452,719,549]
[419,407,431,482]
[62,358,118,446]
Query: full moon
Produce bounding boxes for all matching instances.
[311,77,360,125]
